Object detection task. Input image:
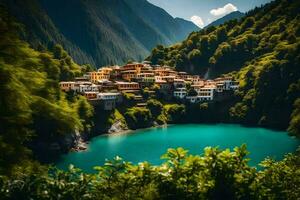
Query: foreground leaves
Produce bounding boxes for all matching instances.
[1,146,299,200]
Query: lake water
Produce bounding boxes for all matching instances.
[55,124,299,172]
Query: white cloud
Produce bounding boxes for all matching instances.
[190,15,204,28]
[210,3,238,17]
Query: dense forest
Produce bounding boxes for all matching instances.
[0,0,300,199]
[0,7,94,174]
[148,0,300,133]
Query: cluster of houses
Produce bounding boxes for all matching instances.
[59,62,238,110]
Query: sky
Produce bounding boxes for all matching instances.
[147,0,272,28]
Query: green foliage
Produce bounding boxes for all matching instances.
[142,87,151,99]
[0,8,93,174]
[255,150,300,200]
[164,104,186,123]
[1,146,299,199]
[50,45,82,81]
[187,49,201,61]
[124,107,152,129]
[146,99,163,119]
[108,109,127,130]
[187,88,198,97]
[288,99,300,137]
[149,0,300,133]
[75,96,94,134]
[121,92,137,108]
[231,39,300,129]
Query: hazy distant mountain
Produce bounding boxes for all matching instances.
[205,11,245,28]
[0,0,198,67]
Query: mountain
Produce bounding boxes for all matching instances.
[205,11,245,28]
[0,5,97,171]
[175,17,201,37]
[147,0,300,130]
[0,0,198,67]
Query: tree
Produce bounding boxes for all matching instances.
[288,98,300,137]
[76,96,94,135]
[146,99,163,119]
[142,87,151,99]
[0,10,92,173]
[2,146,299,199]
[187,88,198,97]
[124,107,152,129]
[53,44,67,59]
[164,104,186,123]
[241,17,255,30]
[187,49,202,64]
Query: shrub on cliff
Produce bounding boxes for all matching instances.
[124,107,152,129]
[164,104,186,123]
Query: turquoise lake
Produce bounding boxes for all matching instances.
[56,124,300,172]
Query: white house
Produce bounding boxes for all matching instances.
[136,73,155,84]
[79,84,99,93]
[186,96,198,103]
[216,83,226,93]
[187,85,216,103]
[230,81,239,90]
[197,85,216,101]
[174,88,187,99]
[173,79,185,89]
[215,77,235,90]
[97,92,122,110]
[97,92,121,100]
[71,82,99,93]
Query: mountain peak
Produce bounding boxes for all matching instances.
[205,11,245,28]
[2,0,198,67]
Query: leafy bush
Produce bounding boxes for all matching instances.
[124,107,152,129]
[148,0,300,133]
[146,99,163,119]
[288,99,300,137]
[1,146,299,200]
[0,8,93,173]
[164,104,186,123]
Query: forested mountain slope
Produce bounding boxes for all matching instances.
[0,0,198,67]
[147,0,299,77]
[0,7,94,174]
[148,0,300,131]
[205,11,245,28]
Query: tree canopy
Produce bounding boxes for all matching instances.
[1,146,300,200]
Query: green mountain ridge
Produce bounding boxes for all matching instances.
[147,0,300,130]
[205,11,245,28]
[0,0,199,67]
[0,4,98,173]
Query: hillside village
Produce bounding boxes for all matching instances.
[60,62,239,110]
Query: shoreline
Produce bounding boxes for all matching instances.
[72,122,294,153]
[103,124,171,137]
[71,124,170,152]
[56,124,300,172]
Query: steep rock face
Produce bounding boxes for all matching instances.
[1,0,198,67]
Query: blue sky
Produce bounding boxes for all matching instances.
[147,0,272,27]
